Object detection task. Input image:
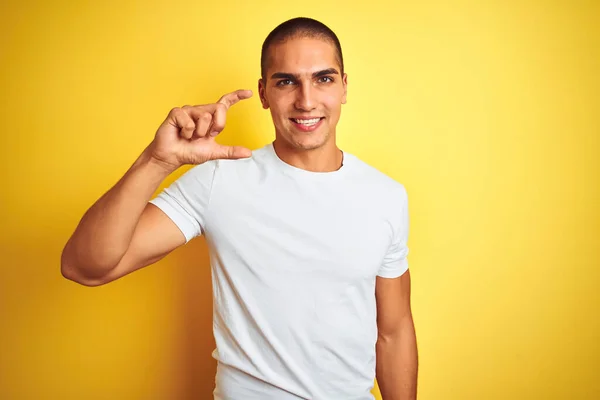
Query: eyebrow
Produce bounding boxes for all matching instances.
[270,68,340,80]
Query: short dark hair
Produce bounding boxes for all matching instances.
[260,17,344,80]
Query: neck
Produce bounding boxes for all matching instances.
[273,138,343,173]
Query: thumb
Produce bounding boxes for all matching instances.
[211,144,252,160]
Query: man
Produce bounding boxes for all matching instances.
[61,17,418,400]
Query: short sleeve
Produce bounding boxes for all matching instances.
[377,186,410,278]
[149,160,218,243]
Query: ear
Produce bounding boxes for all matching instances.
[341,73,348,104]
[258,78,269,109]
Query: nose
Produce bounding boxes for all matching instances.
[294,81,316,111]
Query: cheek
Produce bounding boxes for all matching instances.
[323,98,342,115]
[270,105,288,124]
[323,89,345,111]
[271,99,292,119]
[273,106,287,120]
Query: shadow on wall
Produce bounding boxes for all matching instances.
[169,236,216,399]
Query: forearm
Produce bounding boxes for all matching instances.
[376,316,418,400]
[61,146,174,277]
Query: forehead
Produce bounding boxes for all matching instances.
[266,36,339,75]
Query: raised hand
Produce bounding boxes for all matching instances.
[148,89,253,172]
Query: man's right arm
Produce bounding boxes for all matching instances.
[61,149,187,286]
[60,89,254,287]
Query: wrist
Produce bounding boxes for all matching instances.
[138,146,179,177]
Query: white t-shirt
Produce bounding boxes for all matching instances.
[149,141,410,399]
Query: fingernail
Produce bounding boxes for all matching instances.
[210,131,219,137]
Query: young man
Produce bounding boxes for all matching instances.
[61,17,418,400]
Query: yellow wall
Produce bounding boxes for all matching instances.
[1,0,598,398]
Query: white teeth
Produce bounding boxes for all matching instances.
[293,118,321,126]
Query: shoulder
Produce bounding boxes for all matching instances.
[345,152,408,203]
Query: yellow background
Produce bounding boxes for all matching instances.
[1,0,598,399]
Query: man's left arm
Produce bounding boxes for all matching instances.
[375,270,418,400]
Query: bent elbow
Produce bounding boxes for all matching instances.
[60,263,105,287]
[61,269,99,287]
[60,250,110,287]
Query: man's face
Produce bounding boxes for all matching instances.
[258,36,347,151]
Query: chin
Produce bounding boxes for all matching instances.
[286,132,329,151]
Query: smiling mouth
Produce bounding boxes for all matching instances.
[290,117,324,126]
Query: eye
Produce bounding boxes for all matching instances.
[276,79,294,86]
[318,76,334,83]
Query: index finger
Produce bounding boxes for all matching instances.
[217,89,253,109]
